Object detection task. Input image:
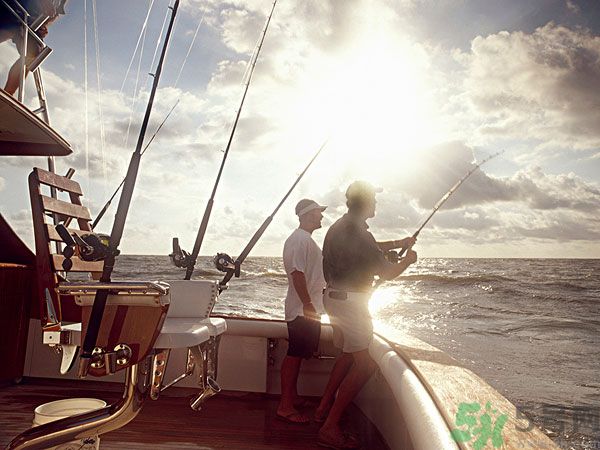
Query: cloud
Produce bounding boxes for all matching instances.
[355,141,600,247]
[455,23,600,150]
[565,0,580,14]
[220,7,266,54]
[419,208,501,232]
[382,142,600,214]
[515,214,600,241]
[207,60,248,92]
[3,2,599,257]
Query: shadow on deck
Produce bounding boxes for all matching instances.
[0,378,389,449]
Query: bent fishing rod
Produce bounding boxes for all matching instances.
[92,99,180,229]
[212,139,328,290]
[78,0,179,377]
[176,0,277,280]
[388,150,504,262]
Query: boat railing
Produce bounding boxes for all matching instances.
[1,0,53,103]
[2,0,61,237]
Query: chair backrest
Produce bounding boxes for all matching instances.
[29,167,101,325]
[29,167,170,377]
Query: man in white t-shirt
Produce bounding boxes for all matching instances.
[276,198,327,424]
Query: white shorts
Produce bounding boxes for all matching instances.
[323,288,373,353]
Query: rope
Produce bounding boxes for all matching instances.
[119,0,155,94]
[173,13,205,88]
[92,0,106,194]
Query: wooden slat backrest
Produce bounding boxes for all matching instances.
[29,168,169,378]
[41,195,92,221]
[51,255,103,273]
[29,168,97,324]
[34,167,83,195]
[46,224,91,242]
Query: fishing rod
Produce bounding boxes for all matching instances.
[387,150,504,262]
[213,139,329,290]
[78,0,179,377]
[175,0,277,280]
[92,99,180,229]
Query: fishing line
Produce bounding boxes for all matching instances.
[91,0,106,196]
[93,5,206,228]
[80,0,180,376]
[119,0,155,94]
[214,138,329,289]
[407,150,504,243]
[124,12,151,148]
[147,4,169,83]
[180,0,278,280]
[83,0,89,194]
[92,100,180,229]
[375,150,504,287]
[173,13,205,88]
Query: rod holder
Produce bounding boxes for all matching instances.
[190,377,221,411]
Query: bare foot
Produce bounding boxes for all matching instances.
[293,397,314,409]
[318,425,358,449]
[314,407,329,423]
[276,408,310,424]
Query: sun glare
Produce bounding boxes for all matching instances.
[281,26,444,187]
[369,286,398,315]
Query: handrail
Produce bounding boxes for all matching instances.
[57,281,170,295]
[0,0,46,47]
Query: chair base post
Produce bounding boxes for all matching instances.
[7,354,153,450]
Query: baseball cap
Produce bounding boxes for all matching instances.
[345,180,383,200]
[295,199,327,217]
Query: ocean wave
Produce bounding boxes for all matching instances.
[540,280,590,291]
[501,318,600,334]
[243,270,287,279]
[397,273,512,285]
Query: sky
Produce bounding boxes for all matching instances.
[1,0,599,258]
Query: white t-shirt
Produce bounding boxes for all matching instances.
[283,228,326,321]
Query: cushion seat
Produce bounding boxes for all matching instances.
[56,320,212,350]
[201,317,227,337]
[155,319,211,348]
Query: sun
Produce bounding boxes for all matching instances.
[282,28,443,185]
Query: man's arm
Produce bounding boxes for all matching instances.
[291,270,319,320]
[378,249,418,280]
[377,236,416,253]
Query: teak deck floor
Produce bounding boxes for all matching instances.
[0,378,389,449]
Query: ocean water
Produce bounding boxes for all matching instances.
[113,256,599,449]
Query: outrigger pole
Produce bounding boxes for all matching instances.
[181,0,277,280]
[395,150,504,260]
[91,99,180,229]
[79,0,179,377]
[215,139,329,290]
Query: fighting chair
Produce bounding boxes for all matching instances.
[8,168,224,449]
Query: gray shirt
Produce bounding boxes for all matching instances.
[322,212,388,292]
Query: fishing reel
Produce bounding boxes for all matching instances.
[55,223,114,271]
[384,250,399,264]
[169,237,193,269]
[214,253,240,277]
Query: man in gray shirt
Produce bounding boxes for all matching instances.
[316,180,417,449]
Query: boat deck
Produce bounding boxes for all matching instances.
[0,378,389,449]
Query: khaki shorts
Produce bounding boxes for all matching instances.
[323,288,373,353]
